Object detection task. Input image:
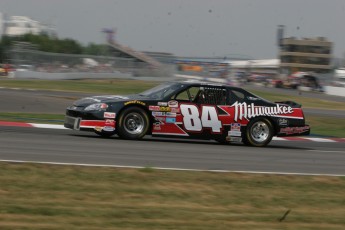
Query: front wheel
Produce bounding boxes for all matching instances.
[243,118,273,147]
[117,107,149,140]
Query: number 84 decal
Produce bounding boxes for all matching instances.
[180,104,222,133]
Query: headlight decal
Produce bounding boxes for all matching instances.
[84,103,109,111]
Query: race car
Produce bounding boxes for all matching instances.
[64,81,310,147]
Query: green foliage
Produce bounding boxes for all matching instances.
[0,33,110,62]
[83,43,110,56]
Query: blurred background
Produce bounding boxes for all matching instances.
[0,0,344,96]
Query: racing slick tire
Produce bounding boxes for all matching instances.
[94,130,116,138]
[117,107,150,140]
[243,118,273,147]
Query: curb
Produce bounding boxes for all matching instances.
[1,120,344,143]
[273,136,345,143]
[0,121,67,129]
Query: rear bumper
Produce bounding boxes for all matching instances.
[277,125,310,137]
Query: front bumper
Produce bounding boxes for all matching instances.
[64,116,81,130]
[64,115,116,132]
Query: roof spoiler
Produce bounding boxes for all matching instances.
[275,100,302,108]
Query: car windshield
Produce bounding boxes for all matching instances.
[139,82,182,99]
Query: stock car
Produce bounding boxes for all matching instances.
[64,81,310,147]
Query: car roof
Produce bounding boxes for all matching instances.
[173,80,245,91]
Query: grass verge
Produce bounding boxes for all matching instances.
[0,162,344,230]
[306,115,345,137]
[0,113,64,124]
[0,79,158,94]
[1,78,344,110]
[248,89,345,111]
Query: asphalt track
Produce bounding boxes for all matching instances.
[0,126,344,176]
[0,86,344,176]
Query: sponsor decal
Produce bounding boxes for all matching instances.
[229,123,241,136]
[170,107,180,113]
[160,106,171,112]
[168,100,179,108]
[105,119,115,125]
[247,96,260,101]
[155,117,165,123]
[124,100,146,106]
[166,112,177,117]
[232,102,293,122]
[103,126,115,132]
[152,112,165,116]
[228,131,242,137]
[278,118,288,126]
[280,126,310,135]
[230,123,241,131]
[149,106,160,111]
[94,126,103,132]
[153,122,161,130]
[104,112,116,119]
[105,119,115,127]
[166,117,176,123]
[158,102,168,106]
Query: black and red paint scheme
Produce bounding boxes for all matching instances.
[64,81,310,147]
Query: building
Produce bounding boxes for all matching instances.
[2,15,55,37]
[223,59,279,78]
[279,37,332,74]
[0,12,3,37]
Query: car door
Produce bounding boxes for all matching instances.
[174,85,228,138]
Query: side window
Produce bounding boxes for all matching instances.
[174,86,201,102]
[196,87,227,105]
[188,87,200,100]
[229,89,245,103]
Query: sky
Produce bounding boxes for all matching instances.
[1,0,345,59]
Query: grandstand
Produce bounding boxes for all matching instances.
[107,40,161,68]
[102,28,161,68]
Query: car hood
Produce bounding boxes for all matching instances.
[73,95,134,106]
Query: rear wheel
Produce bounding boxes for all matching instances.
[243,118,273,147]
[117,107,149,140]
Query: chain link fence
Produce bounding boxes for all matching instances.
[7,43,175,78]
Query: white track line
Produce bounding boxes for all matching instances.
[0,159,344,177]
[307,150,345,153]
[29,123,67,129]
[303,137,336,142]
[272,137,288,141]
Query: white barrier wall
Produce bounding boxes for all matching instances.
[324,86,345,97]
[12,70,133,80]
